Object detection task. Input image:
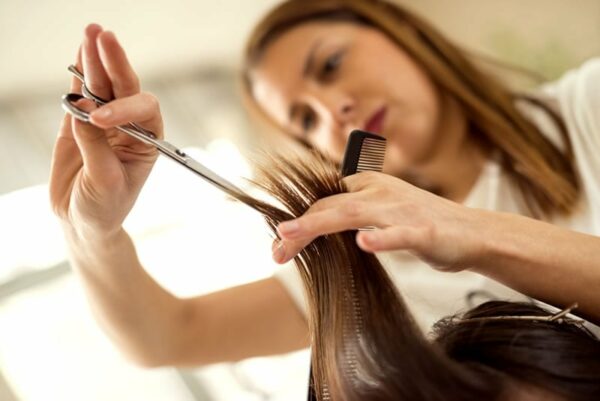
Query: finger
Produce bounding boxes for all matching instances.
[272,237,311,264]
[356,225,427,253]
[271,239,287,264]
[274,191,363,237]
[83,23,113,101]
[97,31,140,98]
[307,191,363,212]
[274,203,395,264]
[50,116,84,217]
[342,170,385,192]
[70,98,121,180]
[61,44,84,143]
[89,92,163,137]
[277,199,388,240]
[55,45,84,170]
[51,45,87,218]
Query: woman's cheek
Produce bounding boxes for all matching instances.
[386,116,434,166]
[413,110,442,163]
[383,145,409,175]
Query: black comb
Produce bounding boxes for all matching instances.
[341,130,386,177]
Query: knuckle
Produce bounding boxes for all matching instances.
[309,200,326,214]
[342,200,365,217]
[371,186,389,199]
[115,78,139,95]
[86,82,110,98]
[141,92,160,111]
[390,201,418,221]
[420,220,436,242]
[360,171,379,182]
[341,174,358,188]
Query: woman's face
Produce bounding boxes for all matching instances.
[250,20,449,176]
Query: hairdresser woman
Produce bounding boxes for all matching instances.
[50,0,600,368]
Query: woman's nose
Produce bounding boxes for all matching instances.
[312,92,357,154]
[333,96,355,125]
[332,98,358,144]
[310,90,356,127]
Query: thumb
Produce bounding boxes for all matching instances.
[272,237,313,264]
[70,98,121,181]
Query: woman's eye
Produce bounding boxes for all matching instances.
[301,110,316,133]
[320,51,343,78]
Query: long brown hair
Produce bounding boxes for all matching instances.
[230,152,600,401]
[241,0,580,218]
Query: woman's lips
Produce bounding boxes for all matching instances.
[363,106,387,134]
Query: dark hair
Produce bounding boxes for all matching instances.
[227,151,600,401]
[434,301,600,401]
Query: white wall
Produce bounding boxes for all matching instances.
[0,0,597,98]
[0,0,280,97]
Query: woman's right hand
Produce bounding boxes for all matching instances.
[50,24,163,239]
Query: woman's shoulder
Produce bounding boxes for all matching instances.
[538,58,600,230]
[516,58,600,181]
[539,58,600,149]
[541,57,600,99]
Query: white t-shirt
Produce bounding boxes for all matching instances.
[274,58,600,333]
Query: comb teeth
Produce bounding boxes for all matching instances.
[340,130,386,177]
[356,137,386,173]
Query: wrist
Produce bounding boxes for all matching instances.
[460,207,501,271]
[62,221,125,250]
[465,209,521,274]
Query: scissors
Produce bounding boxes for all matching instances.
[61,65,250,204]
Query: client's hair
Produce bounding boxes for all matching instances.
[229,152,600,401]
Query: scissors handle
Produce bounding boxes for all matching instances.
[62,66,247,200]
[67,65,157,139]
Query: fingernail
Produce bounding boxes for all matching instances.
[91,107,112,121]
[272,241,286,263]
[360,232,378,246]
[278,220,300,236]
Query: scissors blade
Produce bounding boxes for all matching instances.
[157,142,245,197]
[62,76,259,211]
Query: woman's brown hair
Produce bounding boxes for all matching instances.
[241,0,580,218]
[231,152,600,401]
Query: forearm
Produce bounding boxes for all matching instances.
[64,225,184,366]
[473,210,600,324]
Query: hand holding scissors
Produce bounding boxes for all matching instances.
[52,24,247,241]
[50,24,167,239]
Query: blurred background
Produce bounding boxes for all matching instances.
[0,1,598,400]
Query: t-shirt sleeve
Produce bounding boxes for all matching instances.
[273,262,308,316]
[542,58,600,228]
[547,58,600,150]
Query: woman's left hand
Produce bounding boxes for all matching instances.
[272,171,488,272]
